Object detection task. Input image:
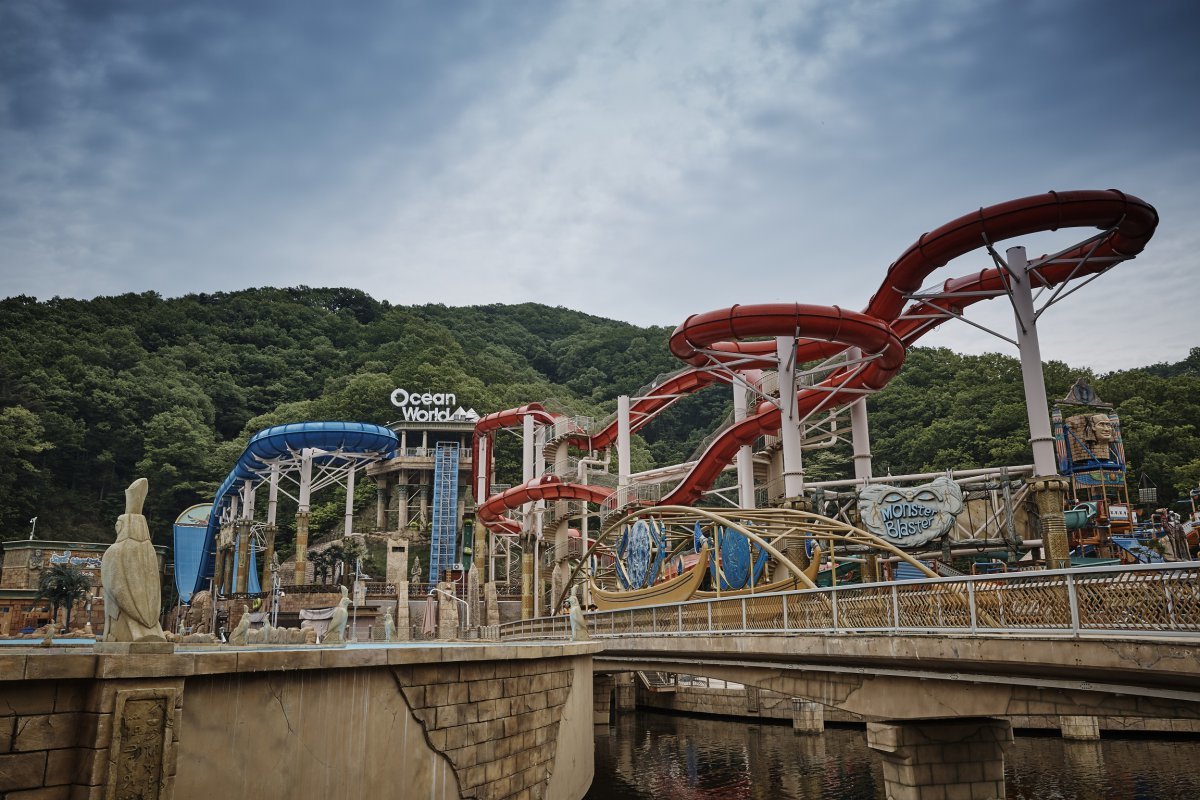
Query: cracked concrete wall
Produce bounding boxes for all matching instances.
[176,667,461,799]
[175,654,594,800]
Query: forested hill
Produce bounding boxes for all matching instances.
[2,288,1197,546]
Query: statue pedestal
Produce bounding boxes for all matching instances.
[95,641,176,655]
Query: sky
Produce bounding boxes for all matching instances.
[1,0,1197,372]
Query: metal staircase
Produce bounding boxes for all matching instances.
[428,443,460,584]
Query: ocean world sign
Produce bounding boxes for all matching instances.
[390,388,458,422]
[857,476,964,549]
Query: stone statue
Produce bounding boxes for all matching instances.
[101,479,166,643]
[187,590,214,634]
[383,606,395,642]
[568,595,590,641]
[410,556,422,584]
[324,585,350,644]
[229,604,251,646]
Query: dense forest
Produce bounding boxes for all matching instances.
[2,288,1197,551]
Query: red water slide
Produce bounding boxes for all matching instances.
[477,475,613,531]
[474,189,1158,529]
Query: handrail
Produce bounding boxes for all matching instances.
[432,586,471,629]
[496,561,1200,641]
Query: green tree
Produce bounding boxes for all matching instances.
[34,564,91,630]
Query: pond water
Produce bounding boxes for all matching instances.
[587,712,1200,799]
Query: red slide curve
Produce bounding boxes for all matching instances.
[475,190,1158,531]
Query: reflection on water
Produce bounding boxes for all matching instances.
[588,713,1200,800]
[590,714,883,800]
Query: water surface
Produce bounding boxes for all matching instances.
[588,712,1200,800]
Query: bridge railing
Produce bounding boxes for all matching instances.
[496,561,1200,641]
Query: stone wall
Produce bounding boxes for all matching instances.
[1,642,599,800]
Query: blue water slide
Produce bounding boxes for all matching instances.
[188,421,398,597]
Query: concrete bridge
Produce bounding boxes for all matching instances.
[500,561,1200,800]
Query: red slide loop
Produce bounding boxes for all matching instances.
[474,189,1157,528]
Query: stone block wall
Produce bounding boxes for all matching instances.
[0,658,183,800]
[0,642,599,800]
[391,657,580,798]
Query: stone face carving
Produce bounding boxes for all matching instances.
[857,476,965,549]
[324,585,350,644]
[383,607,395,642]
[568,595,589,641]
[186,590,213,634]
[101,478,166,643]
[1066,412,1119,463]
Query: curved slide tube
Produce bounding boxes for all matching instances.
[477,475,613,534]
[476,190,1157,531]
[188,421,398,597]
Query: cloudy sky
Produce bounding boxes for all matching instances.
[2,0,1197,371]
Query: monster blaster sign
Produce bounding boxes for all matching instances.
[390,388,459,422]
[857,476,965,549]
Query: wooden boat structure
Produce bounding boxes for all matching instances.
[589,545,710,611]
[564,506,940,613]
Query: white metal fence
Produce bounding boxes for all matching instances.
[496,562,1200,641]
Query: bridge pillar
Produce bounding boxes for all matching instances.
[593,674,615,724]
[1059,715,1100,741]
[867,718,1013,800]
[791,699,824,735]
[615,673,636,711]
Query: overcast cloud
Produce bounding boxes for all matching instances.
[2,0,1197,371]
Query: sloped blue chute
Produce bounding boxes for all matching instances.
[173,524,205,604]
[190,421,397,597]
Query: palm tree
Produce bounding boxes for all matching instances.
[35,564,92,630]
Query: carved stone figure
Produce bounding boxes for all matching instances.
[1090,413,1117,460]
[1066,413,1118,463]
[229,605,251,646]
[324,586,351,644]
[410,557,422,584]
[186,590,213,634]
[568,595,590,641]
[382,607,395,642]
[101,479,166,643]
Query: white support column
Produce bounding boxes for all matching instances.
[848,347,874,481]
[775,336,805,498]
[344,461,356,536]
[267,464,279,526]
[475,433,489,501]
[534,425,546,614]
[241,479,256,520]
[1008,246,1059,477]
[617,394,632,505]
[733,379,756,508]
[298,449,313,513]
